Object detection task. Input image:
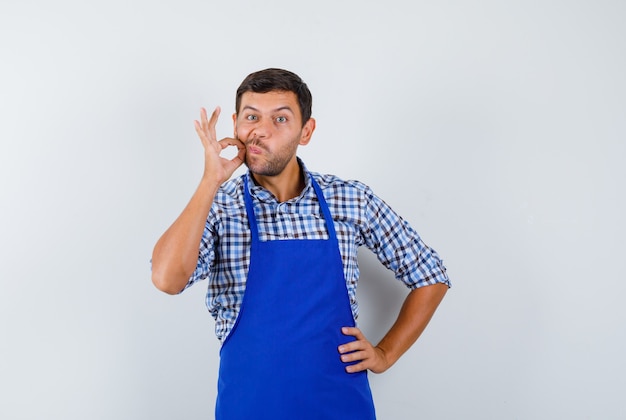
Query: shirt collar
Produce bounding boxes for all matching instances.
[245,157,313,203]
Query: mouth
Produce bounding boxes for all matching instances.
[247,145,264,155]
[246,139,265,155]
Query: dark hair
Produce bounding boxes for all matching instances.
[235,68,312,126]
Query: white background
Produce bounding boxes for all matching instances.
[1,0,625,419]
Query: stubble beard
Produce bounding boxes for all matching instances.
[244,141,299,177]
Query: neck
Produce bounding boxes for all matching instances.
[251,158,305,202]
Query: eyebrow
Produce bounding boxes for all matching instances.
[242,105,295,114]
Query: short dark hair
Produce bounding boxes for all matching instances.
[235,68,312,126]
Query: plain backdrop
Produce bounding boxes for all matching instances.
[1,0,625,419]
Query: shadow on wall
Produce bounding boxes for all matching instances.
[355,249,409,342]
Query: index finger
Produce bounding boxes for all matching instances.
[338,327,366,353]
[341,326,363,339]
[201,106,221,131]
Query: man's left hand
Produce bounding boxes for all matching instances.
[338,327,389,374]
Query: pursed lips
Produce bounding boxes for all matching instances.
[247,145,264,155]
[246,139,266,155]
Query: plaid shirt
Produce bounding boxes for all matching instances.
[187,160,450,342]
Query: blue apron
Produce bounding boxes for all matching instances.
[215,174,376,419]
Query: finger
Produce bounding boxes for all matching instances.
[202,107,220,140]
[234,146,246,164]
[218,137,245,149]
[232,139,247,166]
[208,106,221,130]
[345,360,369,374]
[217,137,247,168]
[338,327,365,353]
[341,326,364,340]
[340,349,368,363]
[228,148,246,168]
[195,119,217,148]
[200,107,208,129]
[194,120,209,147]
[338,339,365,354]
[225,151,245,172]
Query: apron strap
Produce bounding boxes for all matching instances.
[309,175,338,241]
[243,173,337,242]
[243,175,260,243]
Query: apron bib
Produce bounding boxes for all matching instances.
[215,174,376,419]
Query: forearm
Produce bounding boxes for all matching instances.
[151,176,221,294]
[375,283,448,370]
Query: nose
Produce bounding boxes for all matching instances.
[250,117,272,140]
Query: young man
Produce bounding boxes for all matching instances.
[151,68,450,419]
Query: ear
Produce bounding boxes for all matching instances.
[232,113,238,138]
[299,118,316,146]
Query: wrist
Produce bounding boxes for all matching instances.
[373,345,393,373]
[199,172,226,192]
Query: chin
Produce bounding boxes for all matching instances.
[244,154,292,177]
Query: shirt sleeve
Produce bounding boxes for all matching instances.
[182,208,218,291]
[359,184,450,289]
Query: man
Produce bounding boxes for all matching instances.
[151,68,450,419]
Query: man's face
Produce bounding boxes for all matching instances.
[233,90,315,177]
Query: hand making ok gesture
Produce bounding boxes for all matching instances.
[194,107,246,185]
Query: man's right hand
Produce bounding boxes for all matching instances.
[152,107,246,294]
[194,107,246,186]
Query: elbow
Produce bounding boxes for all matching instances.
[151,266,187,295]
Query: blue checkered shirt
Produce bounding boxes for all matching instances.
[186,160,450,342]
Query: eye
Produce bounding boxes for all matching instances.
[276,116,287,123]
[246,115,257,121]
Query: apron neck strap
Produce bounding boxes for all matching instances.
[243,173,337,242]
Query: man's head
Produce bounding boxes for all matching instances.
[232,69,316,181]
[235,68,312,127]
